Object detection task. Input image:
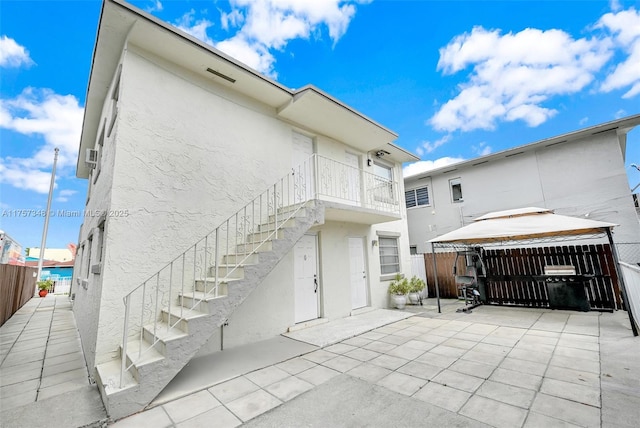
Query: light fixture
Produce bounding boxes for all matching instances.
[206,68,236,83]
[371,239,378,247]
[375,150,390,158]
[367,158,373,167]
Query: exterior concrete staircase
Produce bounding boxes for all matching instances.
[95,201,325,420]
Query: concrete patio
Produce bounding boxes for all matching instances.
[1,297,638,427]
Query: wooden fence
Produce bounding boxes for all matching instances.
[0,264,37,326]
[423,244,622,310]
[424,252,467,298]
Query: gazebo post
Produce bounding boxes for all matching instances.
[607,228,638,336]
[431,242,441,313]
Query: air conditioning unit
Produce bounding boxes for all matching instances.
[85,149,98,169]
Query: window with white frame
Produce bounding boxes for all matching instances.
[372,161,394,202]
[379,236,400,274]
[450,178,463,202]
[405,186,430,208]
[93,122,105,184]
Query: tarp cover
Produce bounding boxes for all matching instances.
[430,207,616,244]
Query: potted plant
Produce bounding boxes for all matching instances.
[388,274,409,309]
[37,279,53,297]
[408,276,426,305]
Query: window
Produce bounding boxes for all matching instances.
[85,236,93,278]
[410,246,418,255]
[450,178,463,202]
[405,186,430,208]
[97,221,105,264]
[93,122,105,184]
[372,161,394,202]
[379,236,400,275]
[108,66,121,137]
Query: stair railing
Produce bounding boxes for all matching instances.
[118,154,400,387]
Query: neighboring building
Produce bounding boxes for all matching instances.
[404,115,640,261]
[0,230,24,265]
[72,0,418,418]
[26,247,75,262]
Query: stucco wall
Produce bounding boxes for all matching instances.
[76,44,413,365]
[406,132,640,254]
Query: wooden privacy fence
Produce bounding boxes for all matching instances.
[424,244,622,310]
[0,264,37,326]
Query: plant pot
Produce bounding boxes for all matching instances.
[391,294,407,310]
[39,289,48,298]
[408,292,420,305]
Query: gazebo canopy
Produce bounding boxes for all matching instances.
[430,207,617,245]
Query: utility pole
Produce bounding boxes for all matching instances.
[36,147,59,287]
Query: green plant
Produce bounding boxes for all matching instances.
[409,276,426,293]
[388,274,410,295]
[37,279,53,291]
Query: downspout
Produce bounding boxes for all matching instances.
[431,242,441,313]
[607,228,638,336]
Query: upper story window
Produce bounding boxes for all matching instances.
[372,161,394,202]
[93,122,105,184]
[405,186,430,208]
[450,178,463,203]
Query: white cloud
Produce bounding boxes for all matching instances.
[614,108,627,118]
[430,26,612,132]
[579,116,589,125]
[403,157,466,177]
[56,189,77,203]
[0,35,34,68]
[597,8,640,98]
[175,10,215,45]
[416,134,451,155]
[0,88,83,193]
[146,0,163,13]
[472,142,492,156]
[174,0,362,76]
[0,161,53,193]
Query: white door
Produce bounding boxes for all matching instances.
[294,234,319,323]
[291,132,314,205]
[349,237,368,309]
[344,152,361,206]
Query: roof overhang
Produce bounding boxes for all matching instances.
[278,86,399,155]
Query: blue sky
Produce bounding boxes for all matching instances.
[1,0,639,250]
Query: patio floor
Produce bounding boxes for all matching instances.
[1,297,638,427]
[110,301,640,428]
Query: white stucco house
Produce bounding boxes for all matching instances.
[71,0,418,418]
[404,114,640,260]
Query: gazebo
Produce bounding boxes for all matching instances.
[428,207,637,335]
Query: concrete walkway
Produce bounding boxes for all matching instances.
[109,304,640,428]
[0,295,107,427]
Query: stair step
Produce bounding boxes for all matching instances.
[142,320,189,345]
[257,218,297,231]
[246,229,285,242]
[160,307,207,333]
[236,241,273,253]
[268,207,307,223]
[120,339,164,383]
[96,359,137,395]
[222,253,260,264]
[179,290,227,312]
[194,278,236,293]
[210,265,245,279]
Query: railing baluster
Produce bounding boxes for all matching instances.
[154,274,160,341]
[121,294,130,388]
[203,236,208,307]
[168,263,173,333]
[181,253,185,320]
[192,246,196,308]
[139,282,145,358]
[215,229,219,297]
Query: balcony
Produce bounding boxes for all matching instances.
[298,155,402,224]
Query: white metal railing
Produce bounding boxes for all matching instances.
[118,154,399,386]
